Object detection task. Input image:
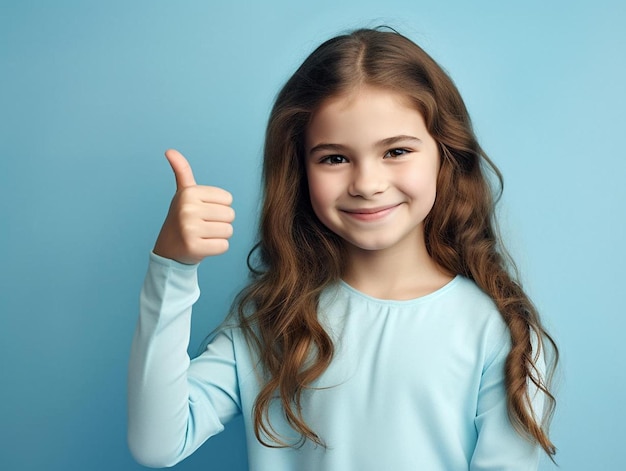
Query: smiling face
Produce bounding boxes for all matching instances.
[305,86,440,257]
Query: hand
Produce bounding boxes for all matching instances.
[153,149,235,264]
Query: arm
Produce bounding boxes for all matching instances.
[128,149,238,467]
[470,322,543,471]
[127,253,241,467]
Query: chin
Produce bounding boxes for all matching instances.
[345,238,399,252]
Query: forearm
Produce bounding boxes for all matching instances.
[127,253,208,467]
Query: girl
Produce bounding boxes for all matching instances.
[128,28,557,470]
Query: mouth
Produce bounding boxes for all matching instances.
[341,204,401,221]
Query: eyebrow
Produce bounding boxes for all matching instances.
[308,135,423,155]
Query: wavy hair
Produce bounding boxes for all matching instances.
[233,27,558,457]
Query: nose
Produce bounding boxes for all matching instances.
[348,162,388,198]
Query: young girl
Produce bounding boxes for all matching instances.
[128,28,557,470]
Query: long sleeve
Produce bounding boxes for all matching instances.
[127,253,241,468]
[128,266,549,471]
[470,321,542,470]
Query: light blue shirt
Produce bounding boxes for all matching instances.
[128,253,541,470]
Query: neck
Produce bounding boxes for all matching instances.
[342,236,453,301]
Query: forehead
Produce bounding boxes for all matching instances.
[306,86,427,148]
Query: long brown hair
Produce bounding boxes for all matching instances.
[233,27,558,456]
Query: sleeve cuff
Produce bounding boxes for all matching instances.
[149,251,200,271]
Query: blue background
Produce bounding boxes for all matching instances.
[1,1,624,469]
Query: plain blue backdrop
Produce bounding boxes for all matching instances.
[1,1,624,470]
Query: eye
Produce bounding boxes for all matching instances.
[384,148,410,159]
[320,155,348,165]
[384,148,409,159]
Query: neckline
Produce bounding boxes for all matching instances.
[338,275,461,306]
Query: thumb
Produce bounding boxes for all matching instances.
[164,149,197,189]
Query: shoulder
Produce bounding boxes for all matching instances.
[451,276,502,316]
[445,276,497,309]
[421,276,505,330]
[441,276,511,359]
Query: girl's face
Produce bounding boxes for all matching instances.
[305,86,440,256]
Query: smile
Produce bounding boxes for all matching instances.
[341,204,401,221]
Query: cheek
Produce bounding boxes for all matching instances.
[402,165,438,199]
[306,172,330,214]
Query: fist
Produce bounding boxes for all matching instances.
[153,149,235,264]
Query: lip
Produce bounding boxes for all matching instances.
[341,203,401,221]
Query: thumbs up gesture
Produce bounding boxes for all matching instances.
[153,149,235,265]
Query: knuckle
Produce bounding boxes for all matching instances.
[211,187,232,204]
[179,204,196,219]
[215,239,229,253]
[206,239,228,255]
